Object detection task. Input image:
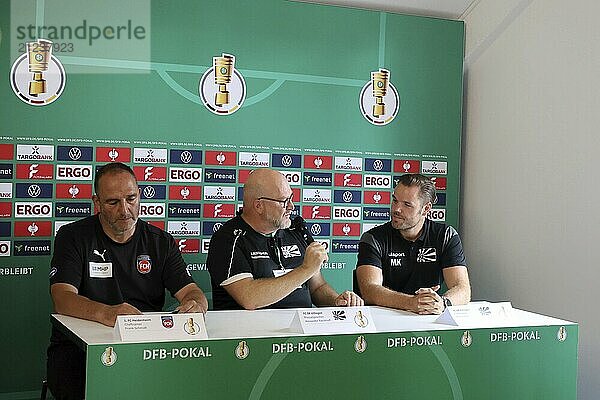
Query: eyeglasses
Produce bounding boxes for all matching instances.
[258,194,294,208]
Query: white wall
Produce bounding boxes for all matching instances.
[462,0,600,398]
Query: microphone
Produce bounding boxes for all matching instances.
[290,216,314,245]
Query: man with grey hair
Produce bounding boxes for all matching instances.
[207,168,362,310]
[47,162,207,399]
[355,173,470,314]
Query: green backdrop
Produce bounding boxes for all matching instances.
[0,0,464,396]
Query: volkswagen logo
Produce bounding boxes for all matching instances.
[281,155,293,167]
[28,184,41,198]
[69,147,82,161]
[180,151,193,164]
[342,191,353,203]
[373,159,384,171]
[143,186,156,199]
[310,224,322,235]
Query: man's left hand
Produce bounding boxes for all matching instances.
[334,291,364,307]
[414,286,444,315]
[176,299,207,314]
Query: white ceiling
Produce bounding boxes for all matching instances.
[297,0,479,20]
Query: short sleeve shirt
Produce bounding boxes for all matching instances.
[50,215,193,312]
[207,215,313,310]
[357,219,467,295]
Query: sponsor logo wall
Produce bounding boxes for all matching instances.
[0,141,449,256]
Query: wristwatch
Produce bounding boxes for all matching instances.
[442,296,452,309]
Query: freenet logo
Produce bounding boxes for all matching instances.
[13,240,51,256]
[0,164,13,179]
[167,203,202,218]
[303,172,332,187]
[204,168,237,184]
[331,239,360,253]
[363,207,391,221]
[54,202,92,218]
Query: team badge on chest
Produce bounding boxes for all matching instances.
[137,254,152,274]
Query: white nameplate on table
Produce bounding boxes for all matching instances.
[292,307,377,334]
[435,301,513,327]
[114,313,208,342]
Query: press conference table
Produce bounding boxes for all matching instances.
[51,305,577,399]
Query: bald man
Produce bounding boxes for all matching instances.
[207,168,362,310]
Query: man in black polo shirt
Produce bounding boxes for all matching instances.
[47,162,208,399]
[207,168,362,310]
[356,174,470,315]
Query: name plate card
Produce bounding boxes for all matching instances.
[294,307,377,334]
[435,301,513,327]
[114,313,208,342]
